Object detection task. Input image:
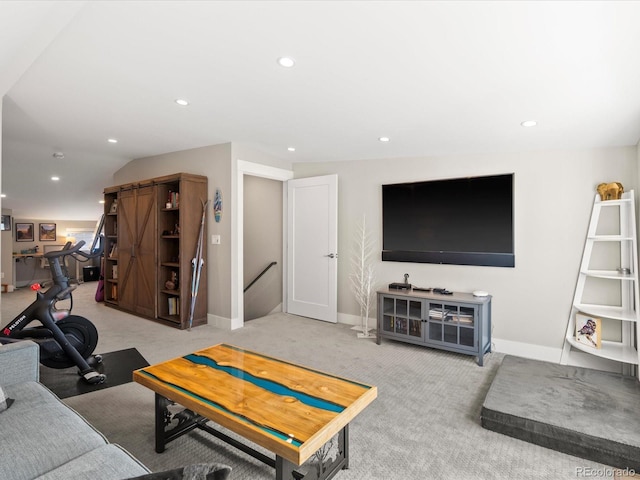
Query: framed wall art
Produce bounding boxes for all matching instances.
[39,223,57,241]
[575,312,601,349]
[16,223,34,242]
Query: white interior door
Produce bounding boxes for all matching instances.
[287,174,338,323]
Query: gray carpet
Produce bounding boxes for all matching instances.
[1,283,614,479]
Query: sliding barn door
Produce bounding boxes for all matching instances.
[118,184,157,317]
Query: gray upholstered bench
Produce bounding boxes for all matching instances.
[481,355,640,471]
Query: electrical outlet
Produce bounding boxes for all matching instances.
[211,235,221,245]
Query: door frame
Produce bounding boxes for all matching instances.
[233,160,293,330]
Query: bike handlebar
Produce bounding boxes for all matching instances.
[43,239,104,261]
[44,241,85,259]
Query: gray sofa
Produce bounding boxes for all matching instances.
[0,341,231,480]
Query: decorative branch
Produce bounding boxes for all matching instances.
[350,215,376,338]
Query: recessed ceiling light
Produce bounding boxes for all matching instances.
[379,136,390,142]
[99,200,105,204]
[1,194,6,198]
[277,57,295,68]
[175,99,189,106]
[287,147,296,152]
[51,176,60,181]
[107,138,118,143]
[521,120,537,127]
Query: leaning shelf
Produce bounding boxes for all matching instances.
[561,190,640,378]
[574,303,638,322]
[565,337,639,365]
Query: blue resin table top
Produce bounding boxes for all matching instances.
[133,343,377,464]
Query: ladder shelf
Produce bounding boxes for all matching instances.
[560,190,640,377]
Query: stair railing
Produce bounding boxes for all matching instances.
[244,261,277,293]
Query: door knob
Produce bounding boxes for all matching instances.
[326,253,338,258]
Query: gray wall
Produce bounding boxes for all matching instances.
[243,175,282,320]
[112,142,292,328]
[112,143,233,322]
[293,146,638,359]
[109,141,640,361]
[1,216,97,287]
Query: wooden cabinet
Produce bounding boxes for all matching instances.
[103,173,208,329]
[376,288,492,366]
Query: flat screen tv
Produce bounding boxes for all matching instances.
[382,173,514,267]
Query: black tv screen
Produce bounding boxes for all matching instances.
[382,173,514,267]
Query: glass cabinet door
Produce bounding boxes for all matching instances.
[382,297,396,333]
[427,302,477,351]
[382,296,423,339]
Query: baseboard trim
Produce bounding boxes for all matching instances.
[492,338,561,363]
[338,312,374,328]
[207,314,243,330]
[492,338,623,372]
[337,317,565,365]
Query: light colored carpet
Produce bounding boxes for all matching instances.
[1,283,612,479]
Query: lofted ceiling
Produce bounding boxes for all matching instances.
[3,1,640,220]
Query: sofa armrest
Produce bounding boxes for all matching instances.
[0,340,39,386]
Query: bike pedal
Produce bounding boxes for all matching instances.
[81,370,106,385]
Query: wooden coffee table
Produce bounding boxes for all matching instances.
[133,344,377,480]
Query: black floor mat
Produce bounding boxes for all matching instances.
[39,348,149,399]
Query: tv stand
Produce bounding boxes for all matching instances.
[376,287,492,366]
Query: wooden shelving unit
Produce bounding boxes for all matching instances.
[103,190,119,304]
[103,173,208,329]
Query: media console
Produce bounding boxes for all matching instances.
[376,288,492,366]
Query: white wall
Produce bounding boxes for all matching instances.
[243,175,283,320]
[112,142,294,329]
[112,143,233,323]
[294,146,638,361]
[9,218,96,287]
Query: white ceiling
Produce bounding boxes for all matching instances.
[3,0,640,220]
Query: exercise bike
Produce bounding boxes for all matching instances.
[0,239,106,385]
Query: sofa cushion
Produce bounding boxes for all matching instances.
[127,464,231,480]
[34,444,150,480]
[0,385,15,412]
[0,341,39,386]
[0,382,109,480]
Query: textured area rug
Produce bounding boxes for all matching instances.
[40,348,149,399]
[63,312,616,480]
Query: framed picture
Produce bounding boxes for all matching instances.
[1,215,11,231]
[39,223,57,241]
[575,312,601,349]
[16,223,34,242]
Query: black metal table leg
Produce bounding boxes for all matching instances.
[275,456,299,480]
[274,425,349,480]
[153,393,352,480]
[154,393,204,453]
[155,393,169,453]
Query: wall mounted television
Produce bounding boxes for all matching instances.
[382,173,514,267]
